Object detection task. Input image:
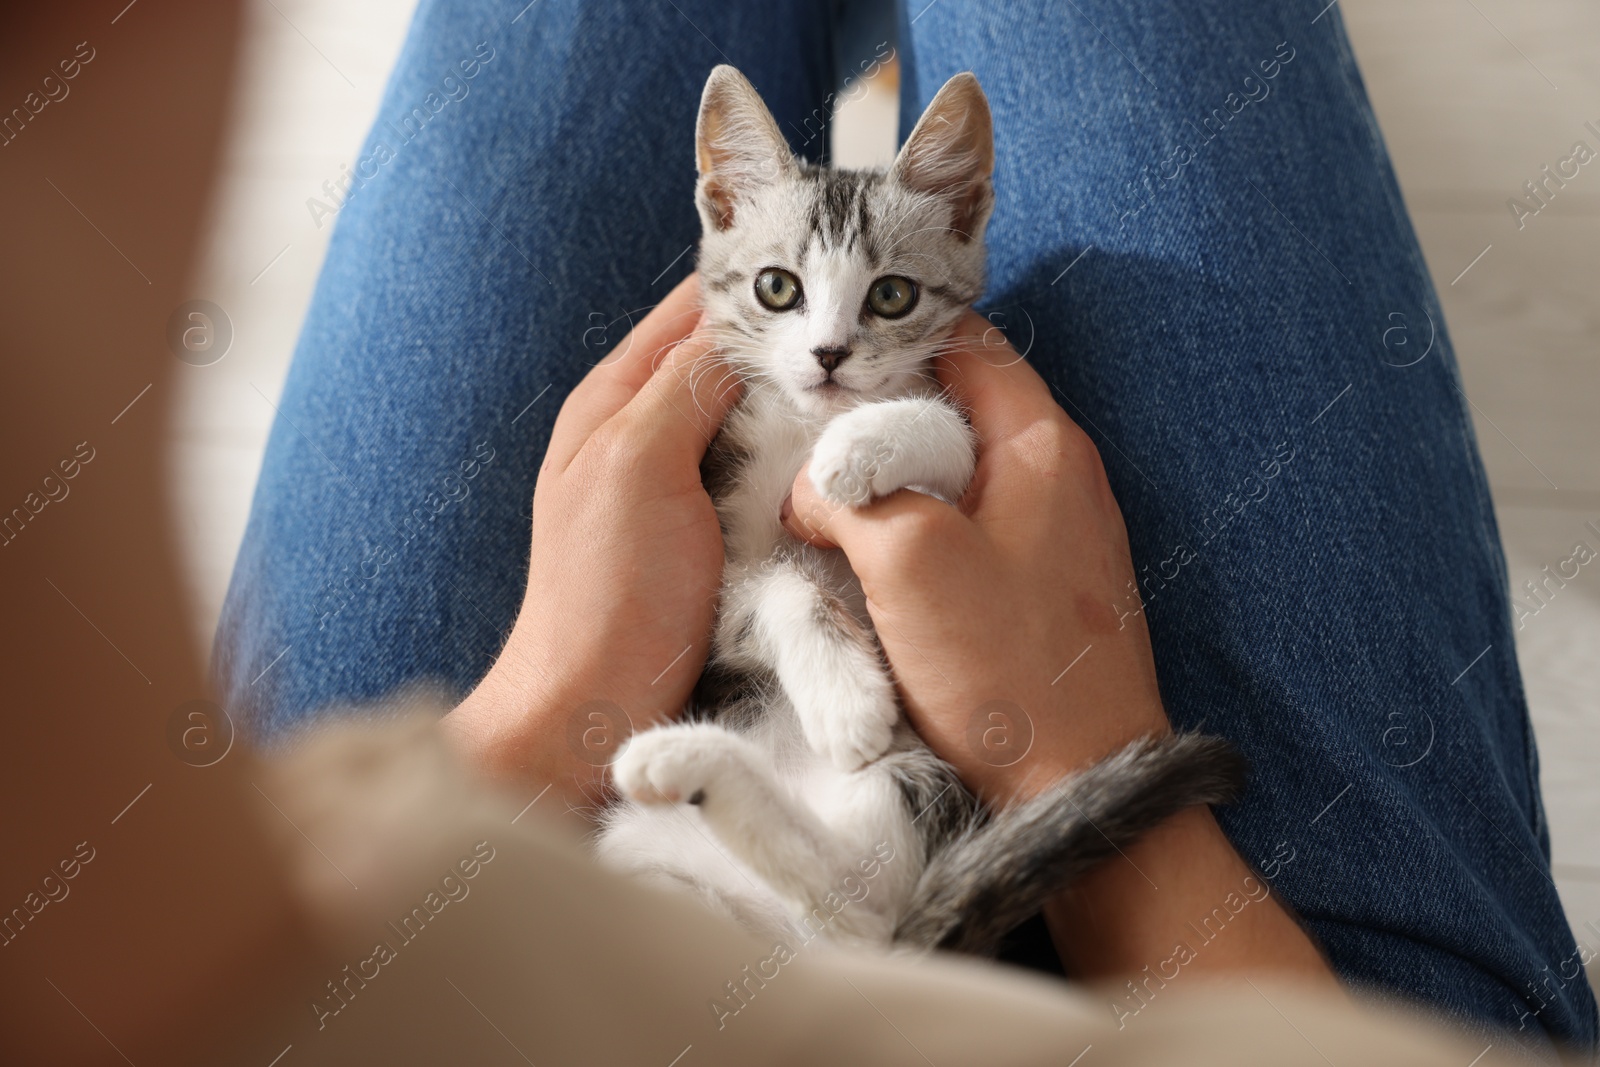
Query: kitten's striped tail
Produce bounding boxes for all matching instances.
[894,733,1248,955]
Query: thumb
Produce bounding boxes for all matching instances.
[618,319,742,464]
[781,461,970,569]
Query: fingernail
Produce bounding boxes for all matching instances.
[778,492,793,525]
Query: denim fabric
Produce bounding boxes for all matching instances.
[214,0,1598,1058]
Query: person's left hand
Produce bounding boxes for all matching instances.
[442,275,740,802]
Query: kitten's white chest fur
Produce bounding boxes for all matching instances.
[710,378,974,769]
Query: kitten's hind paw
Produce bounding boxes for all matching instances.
[612,723,752,808]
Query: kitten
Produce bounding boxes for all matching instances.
[596,66,1245,954]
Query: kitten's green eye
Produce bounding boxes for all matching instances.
[867,275,917,318]
[754,268,801,311]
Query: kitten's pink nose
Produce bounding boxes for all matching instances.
[812,345,851,373]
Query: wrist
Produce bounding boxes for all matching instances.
[1042,805,1334,985]
[978,692,1173,808]
[441,635,609,808]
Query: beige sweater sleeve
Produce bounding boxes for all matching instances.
[240,714,1537,1067]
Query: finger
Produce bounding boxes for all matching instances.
[778,489,836,549]
[932,310,1061,448]
[545,274,703,471]
[933,311,1106,519]
[781,462,974,573]
[595,273,703,380]
[611,323,743,465]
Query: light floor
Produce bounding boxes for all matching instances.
[172,0,1598,966]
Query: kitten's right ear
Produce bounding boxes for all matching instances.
[696,65,796,231]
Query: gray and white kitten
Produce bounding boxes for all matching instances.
[597,66,1245,955]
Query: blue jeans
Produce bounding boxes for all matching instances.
[215,0,1598,1057]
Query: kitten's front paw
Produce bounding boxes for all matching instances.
[808,425,899,507]
[612,724,739,807]
[825,690,897,772]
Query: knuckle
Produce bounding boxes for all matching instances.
[1058,422,1107,477]
[578,420,648,475]
[878,501,956,558]
[1012,416,1105,483]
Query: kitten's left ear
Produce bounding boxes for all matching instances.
[696,65,797,231]
[890,72,995,242]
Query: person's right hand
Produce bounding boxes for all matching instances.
[782,311,1172,807]
[785,313,1336,986]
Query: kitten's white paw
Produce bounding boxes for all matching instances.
[808,420,902,507]
[612,724,740,807]
[790,667,899,771]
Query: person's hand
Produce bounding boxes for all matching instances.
[783,310,1170,806]
[443,275,739,803]
[785,313,1335,986]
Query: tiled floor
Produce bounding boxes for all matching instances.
[173,0,1597,966]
